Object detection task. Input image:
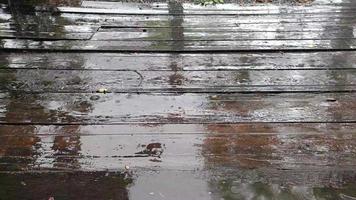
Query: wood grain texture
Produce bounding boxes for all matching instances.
[0,93,355,124]
[1,52,355,71]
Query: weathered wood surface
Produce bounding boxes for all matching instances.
[2,39,356,52]
[2,1,356,51]
[1,1,356,199]
[1,123,356,200]
[0,123,355,171]
[0,93,355,124]
[80,1,356,9]
[0,68,355,92]
[0,124,356,169]
[91,28,356,41]
[0,52,354,93]
[1,52,356,70]
[54,7,356,15]
[4,15,356,29]
[0,172,131,200]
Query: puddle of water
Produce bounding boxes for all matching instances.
[1,167,356,200]
[129,170,213,200]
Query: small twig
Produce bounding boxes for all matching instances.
[88,27,101,40]
[133,70,144,86]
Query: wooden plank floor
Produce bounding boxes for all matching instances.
[1,1,356,200]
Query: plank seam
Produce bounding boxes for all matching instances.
[2,48,356,53]
[0,121,355,126]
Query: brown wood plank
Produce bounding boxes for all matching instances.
[3,21,356,40]
[154,2,356,10]
[4,3,356,17]
[0,23,97,33]
[1,86,355,93]
[54,6,356,15]
[3,7,356,46]
[0,31,93,40]
[81,1,356,9]
[48,14,356,29]
[0,172,130,200]
[0,124,355,171]
[1,38,356,51]
[64,13,356,22]
[3,11,356,35]
[1,133,356,167]
[0,169,355,200]
[1,52,355,71]
[0,123,354,136]
[98,25,356,32]
[1,123,356,198]
[91,28,356,41]
[0,93,355,124]
[0,69,354,93]
[3,8,356,28]
[4,18,356,28]
[81,1,356,10]
[53,14,356,28]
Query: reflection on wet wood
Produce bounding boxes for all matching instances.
[4,14,356,29]
[0,32,93,40]
[0,172,130,200]
[81,1,356,10]
[0,69,355,93]
[1,39,356,52]
[0,93,355,124]
[91,28,356,41]
[53,5,356,15]
[0,124,355,171]
[1,1,356,199]
[1,1,356,51]
[203,133,356,169]
[1,52,356,71]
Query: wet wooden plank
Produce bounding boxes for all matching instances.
[154,2,356,10]
[0,169,355,200]
[3,134,356,166]
[0,123,354,136]
[61,12,356,22]
[54,5,356,15]
[2,22,355,42]
[0,20,98,40]
[1,123,356,197]
[3,7,356,27]
[4,8,356,46]
[3,10,356,33]
[1,133,356,169]
[1,52,355,71]
[0,22,97,33]
[0,124,356,171]
[98,24,356,32]
[0,93,355,124]
[49,14,356,28]
[4,18,356,29]
[43,14,356,30]
[0,69,355,93]
[3,21,356,40]
[0,31,93,40]
[2,12,355,27]
[1,38,356,51]
[0,172,130,200]
[91,28,356,41]
[81,1,356,11]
